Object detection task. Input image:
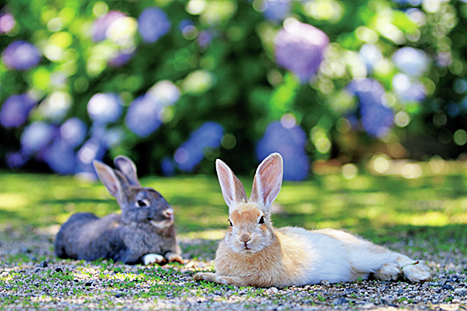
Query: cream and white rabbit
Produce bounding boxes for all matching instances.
[194,153,431,287]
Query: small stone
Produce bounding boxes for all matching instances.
[428,282,439,286]
[115,293,123,298]
[442,284,453,290]
[362,303,375,309]
[266,287,279,295]
[454,288,467,296]
[39,261,48,268]
[448,275,459,282]
[344,288,358,295]
[332,297,347,305]
[320,280,330,286]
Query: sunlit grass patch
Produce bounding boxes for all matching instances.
[0,170,466,254]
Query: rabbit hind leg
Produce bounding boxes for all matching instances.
[395,254,431,282]
[352,247,430,282]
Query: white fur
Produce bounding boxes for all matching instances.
[143,253,165,265]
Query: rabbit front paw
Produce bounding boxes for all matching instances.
[193,273,249,286]
[194,272,216,282]
[143,253,165,265]
[167,253,183,264]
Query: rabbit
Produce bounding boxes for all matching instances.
[194,153,431,287]
[54,155,182,265]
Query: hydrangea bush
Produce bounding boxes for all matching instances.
[1,0,466,180]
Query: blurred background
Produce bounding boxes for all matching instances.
[1,0,467,181]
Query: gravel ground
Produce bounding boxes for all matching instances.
[1,227,466,311]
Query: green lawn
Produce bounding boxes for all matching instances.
[1,168,467,254]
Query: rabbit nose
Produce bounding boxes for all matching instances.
[239,232,251,243]
[163,207,174,219]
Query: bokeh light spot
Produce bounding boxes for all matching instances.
[342,163,358,179]
[93,2,109,17]
[372,155,390,174]
[454,129,467,146]
[186,0,206,15]
[394,111,411,128]
[401,163,423,179]
[280,113,297,129]
[221,133,237,150]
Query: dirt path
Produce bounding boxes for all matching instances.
[0,229,466,310]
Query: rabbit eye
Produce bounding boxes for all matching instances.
[136,199,149,207]
[258,216,265,224]
[228,219,233,226]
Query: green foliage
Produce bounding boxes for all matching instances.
[1,0,467,176]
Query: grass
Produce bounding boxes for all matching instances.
[1,169,467,248]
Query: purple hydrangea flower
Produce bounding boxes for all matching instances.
[392,47,430,77]
[263,0,291,21]
[92,10,126,42]
[403,83,426,102]
[44,140,76,175]
[138,7,171,43]
[2,40,40,70]
[0,13,16,34]
[174,122,224,172]
[60,118,87,148]
[87,93,122,124]
[347,78,394,138]
[275,20,329,83]
[20,121,55,155]
[91,124,123,148]
[359,44,383,72]
[109,51,134,67]
[256,121,309,181]
[197,30,219,49]
[0,94,36,128]
[179,19,194,32]
[5,151,28,169]
[161,156,176,176]
[76,138,107,174]
[125,95,162,137]
[147,80,181,106]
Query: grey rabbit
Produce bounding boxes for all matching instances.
[54,155,183,265]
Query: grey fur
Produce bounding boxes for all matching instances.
[54,156,182,265]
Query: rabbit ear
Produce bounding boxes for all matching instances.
[93,160,129,201]
[216,159,247,213]
[250,153,283,210]
[114,155,141,187]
